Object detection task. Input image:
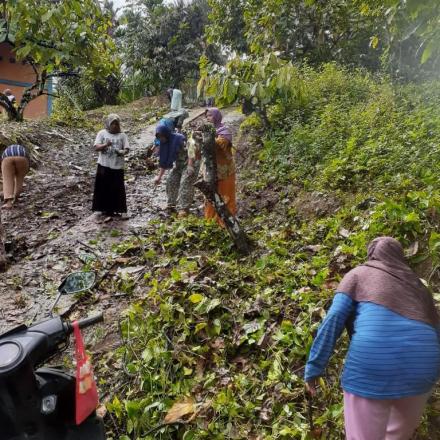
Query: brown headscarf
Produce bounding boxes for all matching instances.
[337,237,439,327]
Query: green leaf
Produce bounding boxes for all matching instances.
[205,298,221,313]
[41,10,53,23]
[171,269,182,281]
[189,293,205,303]
[404,211,420,223]
[370,35,379,49]
[194,322,208,333]
[183,367,193,376]
[421,40,434,64]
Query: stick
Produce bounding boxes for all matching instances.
[184,111,207,128]
[76,239,101,257]
[0,209,6,272]
[307,395,315,432]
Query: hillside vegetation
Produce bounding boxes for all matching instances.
[99,65,440,439]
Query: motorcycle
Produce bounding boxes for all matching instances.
[0,271,106,440]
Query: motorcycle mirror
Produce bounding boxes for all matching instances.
[58,272,96,295]
[50,272,96,315]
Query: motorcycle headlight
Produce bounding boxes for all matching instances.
[0,342,22,368]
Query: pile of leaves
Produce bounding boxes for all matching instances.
[97,65,440,439]
[98,218,347,440]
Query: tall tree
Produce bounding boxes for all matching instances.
[205,0,248,54]
[0,0,117,121]
[118,0,221,95]
[359,0,440,77]
[206,0,381,68]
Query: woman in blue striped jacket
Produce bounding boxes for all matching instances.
[305,237,440,440]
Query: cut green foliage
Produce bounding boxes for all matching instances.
[101,63,440,439]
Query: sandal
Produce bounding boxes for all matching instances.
[2,199,13,209]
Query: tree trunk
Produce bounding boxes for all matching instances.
[0,210,6,272]
[199,123,217,192]
[93,74,121,106]
[14,73,48,122]
[195,123,253,255]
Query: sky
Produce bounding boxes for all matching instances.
[113,0,127,10]
[112,0,175,9]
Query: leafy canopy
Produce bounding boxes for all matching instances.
[0,0,117,77]
[117,0,221,94]
[206,0,440,79]
[360,0,440,66]
[206,0,380,68]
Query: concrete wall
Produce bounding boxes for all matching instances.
[0,43,51,119]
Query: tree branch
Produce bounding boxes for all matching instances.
[195,122,253,255]
[41,92,60,99]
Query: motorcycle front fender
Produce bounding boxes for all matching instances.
[65,415,106,440]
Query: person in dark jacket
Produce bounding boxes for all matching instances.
[153,122,191,214]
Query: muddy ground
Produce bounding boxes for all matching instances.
[0,107,243,335]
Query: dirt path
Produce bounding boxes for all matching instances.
[0,108,242,332]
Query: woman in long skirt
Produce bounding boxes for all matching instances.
[204,108,236,225]
[92,114,129,219]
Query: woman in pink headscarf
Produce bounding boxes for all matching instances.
[205,108,236,225]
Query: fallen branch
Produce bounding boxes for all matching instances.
[185,110,207,128]
[195,123,253,254]
[195,180,253,254]
[0,210,6,272]
[198,123,217,192]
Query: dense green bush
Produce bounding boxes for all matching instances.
[259,64,440,193]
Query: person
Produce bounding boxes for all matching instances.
[204,108,236,224]
[3,89,16,106]
[154,121,198,215]
[153,119,201,216]
[153,118,176,154]
[92,114,129,220]
[304,236,440,440]
[164,88,188,132]
[1,144,30,209]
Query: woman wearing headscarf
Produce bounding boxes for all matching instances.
[304,237,440,440]
[205,108,236,224]
[92,114,129,219]
[153,122,187,213]
[1,144,30,209]
[164,88,188,132]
